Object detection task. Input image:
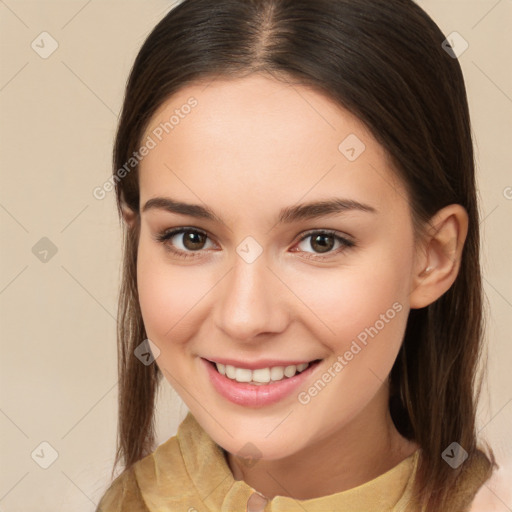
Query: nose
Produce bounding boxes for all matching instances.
[214,250,289,342]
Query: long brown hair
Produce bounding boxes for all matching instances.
[109,0,495,509]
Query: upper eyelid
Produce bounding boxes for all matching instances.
[158,227,217,245]
[298,228,353,242]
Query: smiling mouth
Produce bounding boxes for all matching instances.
[206,359,323,385]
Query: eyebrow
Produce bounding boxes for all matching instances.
[142,196,377,224]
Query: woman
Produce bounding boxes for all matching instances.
[97,0,497,510]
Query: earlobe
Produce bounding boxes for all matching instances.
[409,204,469,309]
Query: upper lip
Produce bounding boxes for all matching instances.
[203,357,320,370]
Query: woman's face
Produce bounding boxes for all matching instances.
[135,73,419,460]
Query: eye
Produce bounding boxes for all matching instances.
[154,227,355,261]
[292,230,355,259]
[154,227,216,259]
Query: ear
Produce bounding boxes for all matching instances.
[120,197,138,229]
[409,204,469,309]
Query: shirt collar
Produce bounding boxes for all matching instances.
[177,412,419,512]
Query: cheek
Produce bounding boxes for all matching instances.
[293,249,412,347]
[289,237,413,407]
[292,263,410,429]
[136,239,212,355]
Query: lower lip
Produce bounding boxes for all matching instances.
[201,357,322,408]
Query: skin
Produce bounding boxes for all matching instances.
[122,73,469,500]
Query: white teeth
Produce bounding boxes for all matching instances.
[284,365,297,378]
[214,361,312,384]
[270,366,285,381]
[225,365,236,379]
[252,368,271,383]
[235,368,252,382]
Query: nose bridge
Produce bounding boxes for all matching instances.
[215,245,286,340]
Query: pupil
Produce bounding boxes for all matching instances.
[312,234,333,253]
[184,232,205,250]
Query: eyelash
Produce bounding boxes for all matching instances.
[154,227,356,261]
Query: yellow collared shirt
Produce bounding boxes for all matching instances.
[97,412,490,511]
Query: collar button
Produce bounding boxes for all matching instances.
[247,490,268,512]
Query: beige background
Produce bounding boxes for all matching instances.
[0,1,510,510]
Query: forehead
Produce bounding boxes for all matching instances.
[138,73,407,217]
